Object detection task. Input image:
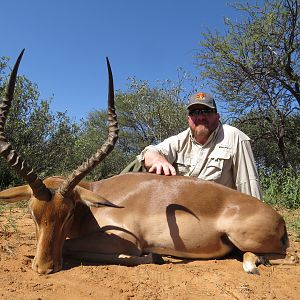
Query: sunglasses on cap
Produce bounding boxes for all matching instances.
[188,108,216,116]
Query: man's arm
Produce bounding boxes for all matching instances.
[137,129,190,176]
[233,140,263,200]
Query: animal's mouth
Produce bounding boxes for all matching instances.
[32,257,63,275]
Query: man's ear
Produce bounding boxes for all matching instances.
[0,185,32,203]
[74,186,122,208]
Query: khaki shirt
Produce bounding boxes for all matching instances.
[138,123,262,200]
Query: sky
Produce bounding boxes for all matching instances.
[1,0,250,121]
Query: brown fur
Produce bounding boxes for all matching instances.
[0,173,289,274]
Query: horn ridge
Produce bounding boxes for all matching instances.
[0,49,25,132]
[59,57,118,197]
[0,50,51,201]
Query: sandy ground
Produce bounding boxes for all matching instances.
[0,206,299,300]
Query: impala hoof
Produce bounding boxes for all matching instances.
[243,261,260,275]
[243,252,263,275]
[150,253,165,265]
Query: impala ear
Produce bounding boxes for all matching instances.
[74,186,122,208]
[0,185,32,203]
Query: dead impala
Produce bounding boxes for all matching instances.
[0,50,296,275]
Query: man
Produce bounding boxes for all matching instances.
[134,92,262,200]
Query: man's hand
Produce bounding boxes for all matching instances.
[144,151,176,176]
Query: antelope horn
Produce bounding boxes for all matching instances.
[0,49,51,201]
[58,57,118,197]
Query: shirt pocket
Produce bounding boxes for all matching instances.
[175,154,191,176]
[204,149,231,181]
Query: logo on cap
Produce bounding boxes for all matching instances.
[195,92,206,100]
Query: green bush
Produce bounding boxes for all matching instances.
[260,167,300,209]
[294,219,300,241]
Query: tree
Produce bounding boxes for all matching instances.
[232,110,300,170]
[75,75,194,179]
[117,77,188,152]
[0,57,80,189]
[71,109,129,180]
[196,0,300,170]
[1,55,196,185]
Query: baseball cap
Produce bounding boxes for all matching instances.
[187,92,217,111]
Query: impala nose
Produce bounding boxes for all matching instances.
[39,267,54,275]
[32,258,62,274]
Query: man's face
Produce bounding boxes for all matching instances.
[187,105,220,143]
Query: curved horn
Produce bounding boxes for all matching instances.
[58,57,118,197]
[0,49,51,201]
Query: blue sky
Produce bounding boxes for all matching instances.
[2,1,250,121]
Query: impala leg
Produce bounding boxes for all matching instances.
[243,251,299,275]
[64,251,164,266]
[264,253,299,265]
[63,231,164,266]
[243,252,268,274]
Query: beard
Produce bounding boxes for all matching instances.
[188,114,220,144]
[192,124,210,141]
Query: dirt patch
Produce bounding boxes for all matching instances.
[1,206,299,300]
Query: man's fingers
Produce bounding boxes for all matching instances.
[156,165,162,175]
[149,164,162,174]
[162,164,171,176]
[148,165,156,173]
[169,165,177,176]
[149,162,176,176]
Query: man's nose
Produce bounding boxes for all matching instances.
[194,114,207,120]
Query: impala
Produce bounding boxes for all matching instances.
[0,50,295,275]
